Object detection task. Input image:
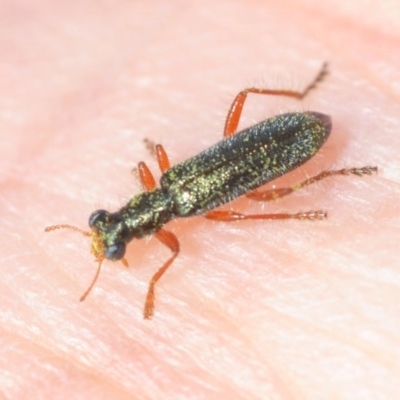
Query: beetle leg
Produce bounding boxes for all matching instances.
[137,161,157,191]
[205,210,327,222]
[246,166,377,202]
[141,138,171,173]
[223,63,328,137]
[143,229,180,319]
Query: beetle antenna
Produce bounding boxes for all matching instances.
[45,224,103,300]
[45,224,91,237]
[80,260,103,301]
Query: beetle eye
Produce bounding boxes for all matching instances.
[105,242,126,261]
[89,210,109,228]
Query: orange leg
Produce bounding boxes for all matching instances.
[155,144,171,173]
[144,229,180,319]
[205,210,327,222]
[205,166,378,223]
[224,63,328,137]
[138,145,178,318]
[142,138,171,173]
[138,161,156,191]
[133,140,171,188]
[138,155,179,319]
[246,167,378,202]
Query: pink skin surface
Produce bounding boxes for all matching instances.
[1,1,399,399]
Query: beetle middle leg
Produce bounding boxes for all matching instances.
[224,63,328,137]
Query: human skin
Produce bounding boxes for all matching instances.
[1,1,399,399]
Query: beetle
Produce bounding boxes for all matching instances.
[46,64,377,318]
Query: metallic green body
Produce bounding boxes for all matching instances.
[90,111,331,260]
[162,111,331,216]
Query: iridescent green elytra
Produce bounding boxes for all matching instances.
[163,112,331,216]
[89,111,331,264]
[46,64,377,318]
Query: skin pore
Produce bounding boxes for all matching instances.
[1,1,399,399]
